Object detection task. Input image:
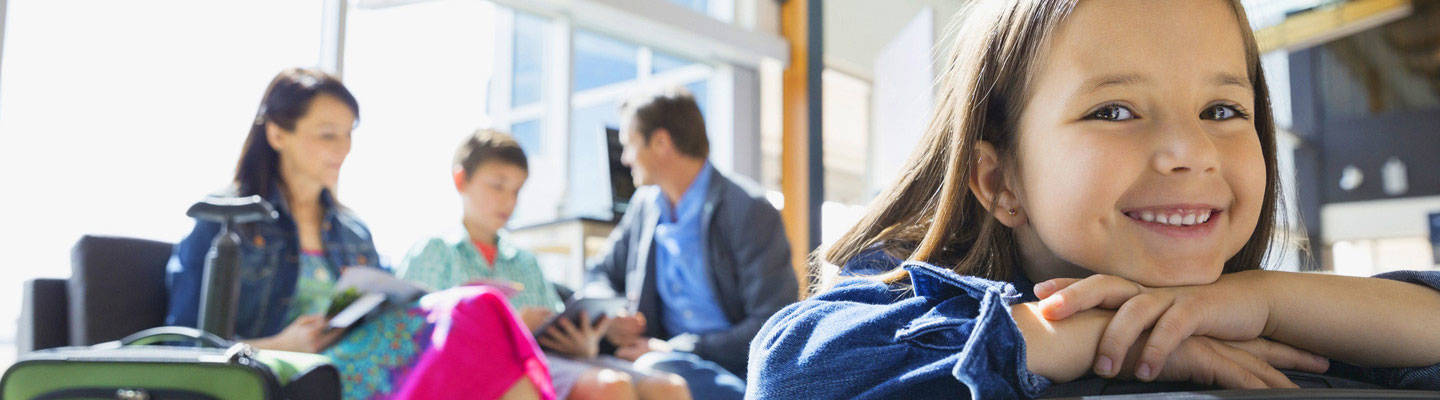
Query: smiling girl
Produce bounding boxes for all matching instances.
[745,0,1440,398]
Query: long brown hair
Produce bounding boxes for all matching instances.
[234,68,360,199]
[821,0,1284,290]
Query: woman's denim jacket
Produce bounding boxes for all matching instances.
[746,248,1440,399]
[164,186,382,339]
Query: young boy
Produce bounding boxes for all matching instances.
[399,129,689,400]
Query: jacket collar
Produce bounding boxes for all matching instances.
[903,261,1025,303]
[266,183,340,224]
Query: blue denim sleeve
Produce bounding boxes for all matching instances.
[1323,270,1440,390]
[356,222,385,273]
[164,219,221,329]
[746,271,1051,399]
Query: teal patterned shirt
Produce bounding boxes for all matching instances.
[397,229,563,312]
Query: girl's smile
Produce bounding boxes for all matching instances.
[1121,205,1224,238]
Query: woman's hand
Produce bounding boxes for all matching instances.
[1034,272,1277,380]
[537,312,613,359]
[247,314,344,353]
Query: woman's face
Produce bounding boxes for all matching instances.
[269,94,355,189]
[459,161,528,236]
[1007,0,1266,287]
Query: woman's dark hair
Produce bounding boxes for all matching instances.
[234,68,359,198]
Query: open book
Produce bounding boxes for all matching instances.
[325,266,429,330]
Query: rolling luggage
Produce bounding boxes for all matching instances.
[2,327,339,400]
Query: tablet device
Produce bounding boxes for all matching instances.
[534,297,629,336]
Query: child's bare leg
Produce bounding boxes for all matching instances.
[636,372,691,400]
[569,367,639,400]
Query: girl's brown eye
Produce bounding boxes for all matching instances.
[1086,104,1136,121]
[1202,104,1249,121]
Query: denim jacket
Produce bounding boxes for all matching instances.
[164,186,382,339]
[747,248,1440,399]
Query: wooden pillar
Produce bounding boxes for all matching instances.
[781,0,822,297]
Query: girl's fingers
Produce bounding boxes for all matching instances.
[1034,278,1081,299]
[1135,304,1203,381]
[1039,275,1145,320]
[1225,338,1330,374]
[1094,294,1172,377]
[1211,340,1299,389]
[1164,338,1266,390]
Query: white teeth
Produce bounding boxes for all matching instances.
[1131,210,1217,226]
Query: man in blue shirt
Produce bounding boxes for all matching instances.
[584,86,798,400]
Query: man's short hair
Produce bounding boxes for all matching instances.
[619,86,709,159]
[454,128,528,180]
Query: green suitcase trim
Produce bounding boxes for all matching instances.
[3,360,269,400]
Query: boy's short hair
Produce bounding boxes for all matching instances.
[619,86,709,159]
[454,128,528,180]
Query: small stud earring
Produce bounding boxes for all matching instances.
[1008,208,1017,216]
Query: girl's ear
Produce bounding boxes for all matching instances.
[968,140,1027,228]
[452,167,468,193]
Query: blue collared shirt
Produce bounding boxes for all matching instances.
[654,163,732,336]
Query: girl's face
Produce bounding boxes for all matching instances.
[458,161,528,237]
[1008,0,1265,287]
[269,94,355,190]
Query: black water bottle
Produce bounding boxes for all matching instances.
[186,195,277,340]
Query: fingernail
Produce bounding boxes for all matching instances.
[1040,295,1060,309]
[1096,356,1113,376]
[1136,364,1153,380]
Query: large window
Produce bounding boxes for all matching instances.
[0,0,325,362]
[341,0,498,261]
[564,29,715,220]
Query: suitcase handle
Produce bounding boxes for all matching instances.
[121,326,233,349]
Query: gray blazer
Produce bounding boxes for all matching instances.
[584,168,798,377]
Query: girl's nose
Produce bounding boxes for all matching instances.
[1152,118,1221,175]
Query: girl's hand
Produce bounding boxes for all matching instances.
[1137,334,1329,389]
[1034,272,1277,380]
[538,311,613,359]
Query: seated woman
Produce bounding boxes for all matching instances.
[397,129,691,400]
[165,68,552,400]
